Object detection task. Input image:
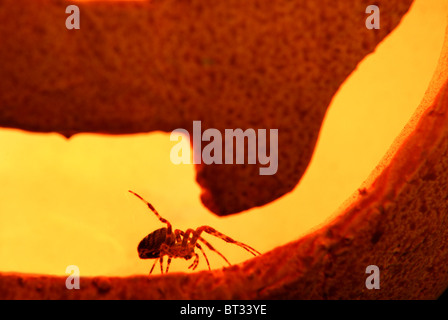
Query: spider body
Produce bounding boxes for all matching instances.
[129,190,261,274]
[138,227,194,260]
[138,228,172,259]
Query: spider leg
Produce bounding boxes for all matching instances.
[149,258,158,275]
[177,230,209,271]
[174,229,182,242]
[181,228,195,247]
[159,255,164,274]
[198,236,231,266]
[195,242,211,271]
[128,190,174,241]
[188,252,200,270]
[194,226,261,256]
[166,257,172,273]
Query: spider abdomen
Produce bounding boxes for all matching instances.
[138,227,169,259]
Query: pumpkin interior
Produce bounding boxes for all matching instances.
[0,0,446,278]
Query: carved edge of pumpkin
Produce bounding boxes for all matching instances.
[0,0,414,216]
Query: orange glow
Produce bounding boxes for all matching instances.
[71,0,143,1]
[0,0,447,276]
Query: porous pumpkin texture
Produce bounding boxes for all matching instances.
[0,0,413,215]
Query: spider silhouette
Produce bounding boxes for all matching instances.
[129,190,261,274]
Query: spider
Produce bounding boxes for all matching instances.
[128,190,261,274]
